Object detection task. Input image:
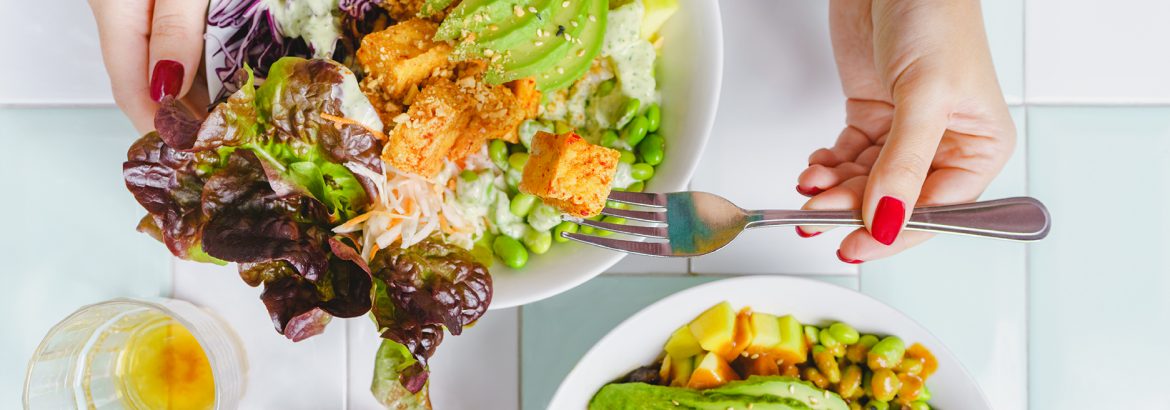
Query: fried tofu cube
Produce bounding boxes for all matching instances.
[383,79,473,177]
[506,78,542,119]
[519,132,620,217]
[446,75,528,162]
[358,19,453,107]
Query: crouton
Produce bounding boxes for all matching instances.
[358,18,454,121]
[519,132,620,218]
[383,79,473,177]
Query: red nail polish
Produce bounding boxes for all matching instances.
[871,196,905,246]
[836,250,862,264]
[795,226,820,238]
[796,184,823,197]
[150,60,184,102]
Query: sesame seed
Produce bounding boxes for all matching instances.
[741,351,749,357]
[557,67,564,74]
[562,0,569,6]
[576,49,585,56]
[571,20,579,27]
[671,400,679,406]
[514,5,524,16]
[489,24,499,31]
[565,34,573,42]
[824,391,830,398]
[473,14,483,22]
[788,385,795,394]
[535,41,543,46]
[528,6,537,13]
[484,49,495,57]
[810,397,818,405]
[589,14,596,22]
[537,29,544,37]
[749,353,760,360]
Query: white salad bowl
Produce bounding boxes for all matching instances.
[491,0,724,308]
[548,276,992,409]
[204,0,724,309]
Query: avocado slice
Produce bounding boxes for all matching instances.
[663,325,704,360]
[590,382,815,410]
[436,0,525,41]
[452,0,555,60]
[538,0,609,91]
[484,0,591,84]
[710,376,848,410]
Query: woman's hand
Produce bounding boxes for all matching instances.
[88,0,210,133]
[797,0,1016,263]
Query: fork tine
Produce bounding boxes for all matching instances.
[569,217,668,238]
[607,191,668,207]
[562,232,673,257]
[600,207,667,223]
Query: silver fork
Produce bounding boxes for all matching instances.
[562,191,1051,257]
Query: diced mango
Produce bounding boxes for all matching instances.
[743,355,780,377]
[688,302,736,358]
[664,325,703,360]
[658,353,673,382]
[670,355,695,387]
[723,308,754,361]
[686,352,739,390]
[745,312,782,355]
[773,314,808,365]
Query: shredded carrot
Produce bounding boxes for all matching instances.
[320,113,387,141]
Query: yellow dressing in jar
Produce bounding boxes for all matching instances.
[116,317,215,410]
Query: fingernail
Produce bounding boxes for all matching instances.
[150,60,184,102]
[871,196,905,246]
[796,184,823,197]
[836,250,862,264]
[795,226,820,238]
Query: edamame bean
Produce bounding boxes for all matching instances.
[868,336,906,370]
[492,236,528,269]
[858,334,880,348]
[829,322,860,345]
[819,328,840,348]
[597,78,616,96]
[908,402,931,410]
[630,163,655,180]
[870,369,901,402]
[616,98,640,128]
[804,325,820,345]
[626,181,645,192]
[838,365,863,399]
[813,346,841,383]
[918,385,932,401]
[638,134,665,166]
[622,115,649,147]
[510,193,538,217]
[645,103,661,132]
[508,152,529,171]
[597,216,626,237]
[865,401,889,410]
[522,229,552,255]
[489,140,509,169]
[553,221,578,243]
[554,120,572,135]
[896,357,924,376]
[460,170,479,182]
[601,130,620,148]
[618,149,637,164]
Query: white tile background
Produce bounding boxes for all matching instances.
[4,0,1170,409]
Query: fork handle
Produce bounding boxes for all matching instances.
[745,197,1051,241]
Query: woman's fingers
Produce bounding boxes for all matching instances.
[148,0,208,102]
[795,175,867,237]
[89,0,155,133]
[836,228,934,264]
[797,162,868,196]
[860,88,949,246]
